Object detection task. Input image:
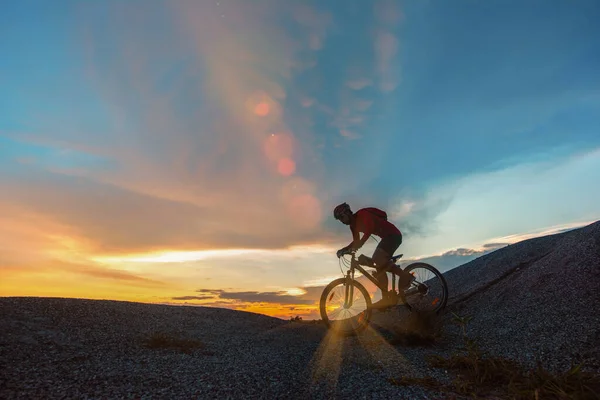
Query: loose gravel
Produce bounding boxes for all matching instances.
[0,298,447,399]
[441,220,600,373]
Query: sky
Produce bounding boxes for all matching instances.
[1,0,599,319]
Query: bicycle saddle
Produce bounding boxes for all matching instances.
[391,254,404,262]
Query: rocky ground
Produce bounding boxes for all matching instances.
[442,219,600,373]
[1,220,599,399]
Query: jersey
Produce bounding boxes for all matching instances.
[350,208,401,242]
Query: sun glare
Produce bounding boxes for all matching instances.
[92,249,266,264]
[283,287,307,296]
[91,244,337,265]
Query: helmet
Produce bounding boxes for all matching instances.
[333,202,351,220]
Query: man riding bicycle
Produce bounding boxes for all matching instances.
[333,202,414,309]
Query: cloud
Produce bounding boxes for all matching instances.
[391,200,415,219]
[402,247,492,273]
[194,288,314,305]
[346,78,372,90]
[339,129,360,140]
[484,221,596,246]
[374,31,400,92]
[57,260,166,287]
[300,97,316,108]
[483,242,510,249]
[309,34,323,51]
[327,92,380,142]
[390,189,456,238]
[176,283,338,319]
[372,1,403,93]
[354,99,374,112]
[400,218,596,274]
[196,289,222,294]
[1,253,166,291]
[171,295,214,301]
[0,166,340,262]
[406,146,600,255]
[443,248,481,257]
[374,0,404,26]
[0,214,167,287]
[293,3,332,51]
[0,0,346,256]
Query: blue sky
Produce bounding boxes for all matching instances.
[1,0,599,318]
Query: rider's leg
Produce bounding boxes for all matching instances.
[374,234,412,290]
[373,267,389,295]
[371,239,397,308]
[381,233,413,289]
[371,266,392,309]
[373,234,402,272]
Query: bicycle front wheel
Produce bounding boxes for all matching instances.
[319,278,372,336]
[402,262,448,313]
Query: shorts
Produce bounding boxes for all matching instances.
[373,233,403,268]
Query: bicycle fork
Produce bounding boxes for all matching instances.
[344,269,355,308]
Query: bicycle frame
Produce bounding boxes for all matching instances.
[343,253,401,308]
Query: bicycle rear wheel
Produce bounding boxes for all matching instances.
[402,262,448,313]
[319,278,372,336]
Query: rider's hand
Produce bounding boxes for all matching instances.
[337,247,355,258]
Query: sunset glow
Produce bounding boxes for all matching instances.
[92,249,269,264]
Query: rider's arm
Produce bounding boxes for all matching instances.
[351,232,371,250]
[342,227,360,252]
[350,213,374,250]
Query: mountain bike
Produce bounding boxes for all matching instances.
[319,250,448,336]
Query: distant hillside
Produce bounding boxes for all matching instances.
[441,219,600,372]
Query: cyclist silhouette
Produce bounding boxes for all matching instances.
[333,202,413,309]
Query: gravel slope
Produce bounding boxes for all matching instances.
[1,220,599,398]
[441,220,600,373]
[0,298,446,399]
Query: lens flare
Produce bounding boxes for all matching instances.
[263,133,293,162]
[288,194,322,230]
[277,158,296,176]
[254,102,270,116]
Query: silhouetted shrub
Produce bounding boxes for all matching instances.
[142,332,205,354]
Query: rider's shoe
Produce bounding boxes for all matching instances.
[371,292,398,309]
[386,290,400,306]
[371,298,393,309]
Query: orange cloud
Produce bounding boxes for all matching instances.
[55,260,166,287]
